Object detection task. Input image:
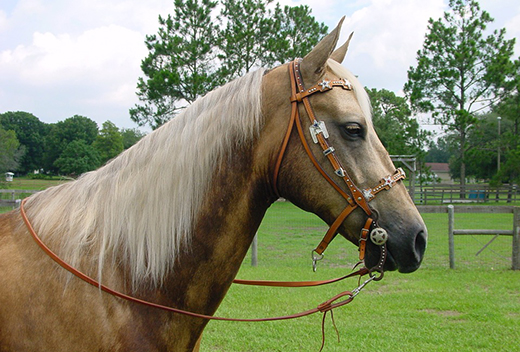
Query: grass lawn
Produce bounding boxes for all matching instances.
[0,176,69,212]
[1,181,518,351]
[2,176,69,190]
[201,202,519,351]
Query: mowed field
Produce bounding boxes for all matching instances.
[1,180,519,351]
[201,202,519,351]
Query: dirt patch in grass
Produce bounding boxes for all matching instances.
[421,308,462,317]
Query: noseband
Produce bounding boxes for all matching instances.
[273,59,406,271]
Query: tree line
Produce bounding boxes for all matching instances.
[406,0,519,187]
[132,0,520,187]
[0,111,145,177]
[2,0,519,187]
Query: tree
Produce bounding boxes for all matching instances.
[121,128,146,149]
[267,4,328,66]
[93,121,124,164]
[367,88,431,156]
[131,0,328,130]
[404,0,515,192]
[494,58,520,135]
[219,0,274,79]
[494,145,520,185]
[449,113,503,181]
[426,138,451,163]
[0,111,48,174]
[0,126,24,176]
[492,60,520,184]
[130,0,221,129]
[44,115,99,173]
[54,140,101,176]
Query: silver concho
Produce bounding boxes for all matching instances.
[370,227,388,245]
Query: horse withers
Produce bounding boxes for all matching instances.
[0,18,426,351]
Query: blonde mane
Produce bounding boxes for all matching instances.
[25,68,266,287]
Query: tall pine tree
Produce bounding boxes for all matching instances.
[130,0,221,129]
[130,0,328,130]
[405,0,515,192]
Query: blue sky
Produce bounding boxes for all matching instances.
[1,0,519,130]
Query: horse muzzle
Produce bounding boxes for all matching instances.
[364,222,427,273]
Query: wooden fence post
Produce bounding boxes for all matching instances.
[513,207,520,270]
[251,233,258,267]
[448,205,455,269]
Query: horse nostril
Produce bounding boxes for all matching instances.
[415,229,427,260]
[394,227,428,273]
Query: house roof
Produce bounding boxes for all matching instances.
[425,163,450,172]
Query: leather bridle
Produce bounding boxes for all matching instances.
[19,59,406,349]
[272,59,406,272]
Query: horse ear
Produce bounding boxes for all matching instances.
[300,16,345,82]
[330,32,354,64]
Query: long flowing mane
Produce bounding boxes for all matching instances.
[25,68,266,287]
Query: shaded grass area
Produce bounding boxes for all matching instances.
[202,202,519,351]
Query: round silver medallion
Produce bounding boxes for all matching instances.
[370,227,388,245]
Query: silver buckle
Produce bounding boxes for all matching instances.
[323,147,335,156]
[311,250,324,272]
[309,120,329,143]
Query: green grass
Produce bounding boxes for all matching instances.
[1,181,519,350]
[200,202,519,351]
[0,176,69,213]
[2,176,69,190]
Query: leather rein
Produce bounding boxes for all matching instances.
[19,59,404,326]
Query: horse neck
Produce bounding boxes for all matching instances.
[156,143,273,315]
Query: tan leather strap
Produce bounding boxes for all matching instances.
[314,205,357,255]
[358,218,373,261]
[233,266,368,287]
[272,93,298,199]
[20,199,370,322]
[293,97,354,202]
[291,59,372,216]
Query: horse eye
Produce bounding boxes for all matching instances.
[342,123,363,138]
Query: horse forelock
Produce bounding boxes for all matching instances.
[25,68,266,288]
[327,59,372,124]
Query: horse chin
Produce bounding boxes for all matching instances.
[363,243,396,272]
[364,240,423,274]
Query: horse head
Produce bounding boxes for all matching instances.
[260,18,427,274]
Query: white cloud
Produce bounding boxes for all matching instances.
[4,25,145,85]
[339,0,445,91]
[0,1,172,128]
[0,0,518,130]
[0,24,147,127]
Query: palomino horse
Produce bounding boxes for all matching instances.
[0,19,426,351]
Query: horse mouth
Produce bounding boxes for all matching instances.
[364,229,427,274]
